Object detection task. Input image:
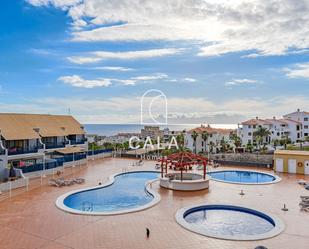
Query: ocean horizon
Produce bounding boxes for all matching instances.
[84,123,238,136]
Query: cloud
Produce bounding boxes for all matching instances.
[132,73,168,81]
[28,0,309,57]
[67,48,184,64]
[3,94,309,124]
[225,78,258,86]
[58,73,170,88]
[58,75,112,88]
[183,77,197,82]
[94,66,134,72]
[284,62,309,79]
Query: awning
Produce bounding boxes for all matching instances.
[55,147,85,154]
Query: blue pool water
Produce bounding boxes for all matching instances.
[63,171,159,212]
[207,170,276,184]
[184,205,275,237]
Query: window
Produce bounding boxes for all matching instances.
[253,125,256,129]
[305,133,309,137]
[277,132,280,136]
[304,125,308,129]
[248,125,251,128]
[248,132,252,136]
[304,117,308,121]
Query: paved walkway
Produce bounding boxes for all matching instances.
[0,157,308,249]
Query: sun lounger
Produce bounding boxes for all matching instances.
[298,179,307,185]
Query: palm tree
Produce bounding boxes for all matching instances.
[191,131,198,154]
[280,135,291,149]
[209,141,215,153]
[253,127,271,149]
[230,134,241,148]
[220,138,227,153]
[176,133,185,150]
[201,131,209,153]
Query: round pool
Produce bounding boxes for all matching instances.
[175,204,284,240]
[207,170,280,184]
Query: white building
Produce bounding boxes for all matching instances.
[283,109,309,138]
[238,109,307,145]
[185,126,234,154]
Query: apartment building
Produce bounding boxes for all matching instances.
[0,113,87,170]
[185,125,234,153]
[238,109,307,145]
[283,109,309,138]
[141,126,163,140]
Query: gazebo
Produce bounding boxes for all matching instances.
[158,152,208,180]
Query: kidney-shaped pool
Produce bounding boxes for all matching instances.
[56,171,160,215]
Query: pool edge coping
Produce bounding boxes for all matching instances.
[55,170,161,216]
[207,169,281,185]
[175,204,285,241]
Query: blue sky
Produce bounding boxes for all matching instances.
[1,0,309,124]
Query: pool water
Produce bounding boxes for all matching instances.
[184,205,275,237]
[63,171,159,213]
[207,170,276,184]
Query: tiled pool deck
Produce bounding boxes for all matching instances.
[0,157,308,249]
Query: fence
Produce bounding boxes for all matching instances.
[18,149,112,174]
[0,149,113,201]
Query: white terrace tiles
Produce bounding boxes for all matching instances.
[0,157,308,249]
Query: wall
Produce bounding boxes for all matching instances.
[274,153,309,174]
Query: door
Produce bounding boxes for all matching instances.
[275,158,283,172]
[305,161,309,175]
[288,159,297,173]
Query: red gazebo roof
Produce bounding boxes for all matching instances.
[158,151,208,180]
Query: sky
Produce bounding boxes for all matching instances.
[1,0,309,124]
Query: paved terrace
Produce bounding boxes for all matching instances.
[0,158,308,249]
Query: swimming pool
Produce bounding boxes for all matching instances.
[56,171,160,215]
[207,170,280,184]
[175,204,284,240]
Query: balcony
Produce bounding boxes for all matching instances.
[8,147,39,156]
[45,142,66,149]
[70,138,87,145]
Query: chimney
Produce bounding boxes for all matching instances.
[33,128,40,133]
[256,116,259,120]
[273,116,276,120]
[297,109,300,112]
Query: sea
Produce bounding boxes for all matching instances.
[84,124,237,136]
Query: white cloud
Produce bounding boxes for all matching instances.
[58,73,170,88]
[183,77,197,82]
[284,62,309,79]
[225,78,258,86]
[67,48,184,64]
[4,94,309,124]
[28,0,309,57]
[94,66,134,72]
[58,75,112,88]
[132,73,168,81]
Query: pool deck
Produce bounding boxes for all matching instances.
[0,157,309,249]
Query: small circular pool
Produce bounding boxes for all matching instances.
[175,205,284,240]
[207,170,280,184]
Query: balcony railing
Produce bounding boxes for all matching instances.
[70,138,87,145]
[8,147,39,156]
[45,142,66,149]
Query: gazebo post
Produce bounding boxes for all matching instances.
[180,167,183,181]
[203,161,206,180]
[161,161,164,178]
